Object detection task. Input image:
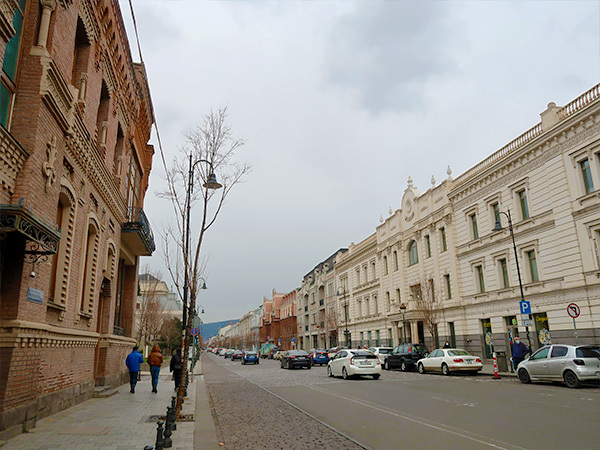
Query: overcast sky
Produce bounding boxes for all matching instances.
[120,1,599,324]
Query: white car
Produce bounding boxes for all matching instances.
[416,348,483,375]
[327,349,382,380]
[368,347,393,363]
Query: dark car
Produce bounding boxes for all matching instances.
[385,343,429,371]
[280,350,311,370]
[231,350,243,360]
[241,351,259,365]
[310,349,330,366]
[224,349,234,359]
[268,347,280,359]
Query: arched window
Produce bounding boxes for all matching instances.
[408,240,419,265]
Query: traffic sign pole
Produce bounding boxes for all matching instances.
[573,318,579,344]
[567,303,580,344]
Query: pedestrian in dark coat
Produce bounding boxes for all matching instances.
[443,341,451,348]
[125,345,144,394]
[148,345,163,393]
[170,349,183,390]
[511,337,531,370]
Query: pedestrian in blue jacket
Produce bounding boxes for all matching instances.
[125,345,144,393]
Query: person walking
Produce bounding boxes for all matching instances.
[170,348,183,390]
[148,345,163,393]
[511,337,531,370]
[125,345,144,394]
[443,341,451,348]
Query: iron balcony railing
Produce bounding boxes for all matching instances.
[122,207,156,254]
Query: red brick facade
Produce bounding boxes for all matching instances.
[259,290,297,350]
[0,0,154,439]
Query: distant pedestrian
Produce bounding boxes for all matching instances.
[170,349,183,390]
[125,345,144,394]
[443,341,451,348]
[148,345,163,393]
[511,337,531,370]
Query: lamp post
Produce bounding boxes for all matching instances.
[336,286,349,347]
[179,153,221,412]
[493,209,532,351]
[399,302,407,344]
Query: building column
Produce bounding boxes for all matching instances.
[37,0,57,48]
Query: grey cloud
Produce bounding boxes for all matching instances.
[324,2,458,115]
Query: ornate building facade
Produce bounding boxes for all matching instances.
[0,0,155,438]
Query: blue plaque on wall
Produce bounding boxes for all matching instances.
[27,287,44,304]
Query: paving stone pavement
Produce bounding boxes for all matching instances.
[203,354,364,450]
[1,360,218,450]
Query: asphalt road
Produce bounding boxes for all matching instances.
[206,353,600,450]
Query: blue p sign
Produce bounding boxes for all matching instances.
[520,301,531,314]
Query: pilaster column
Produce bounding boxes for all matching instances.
[37,0,56,48]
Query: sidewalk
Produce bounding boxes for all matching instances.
[0,359,219,450]
[480,362,518,378]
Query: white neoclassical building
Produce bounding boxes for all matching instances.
[336,83,600,361]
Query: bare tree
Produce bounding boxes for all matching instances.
[410,277,440,346]
[136,271,165,355]
[160,317,182,354]
[158,107,250,415]
[319,308,338,349]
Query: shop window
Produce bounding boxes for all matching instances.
[533,312,550,348]
[481,318,492,359]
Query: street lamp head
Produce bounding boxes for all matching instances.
[203,172,222,190]
[399,302,407,311]
[201,307,205,314]
[200,281,207,290]
[492,220,503,232]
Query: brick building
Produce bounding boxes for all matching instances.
[278,289,297,350]
[0,0,154,439]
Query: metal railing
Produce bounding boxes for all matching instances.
[123,206,156,254]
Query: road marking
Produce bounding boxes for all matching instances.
[306,385,527,450]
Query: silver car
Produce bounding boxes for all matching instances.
[368,347,393,363]
[517,344,600,388]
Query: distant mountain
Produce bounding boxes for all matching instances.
[200,319,238,340]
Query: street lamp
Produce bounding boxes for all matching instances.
[179,153,221,407]
[493,209,532,350]
[399,302,407,344]
[336,286,350,347]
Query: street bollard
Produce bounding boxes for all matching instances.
[491,352,501,380]
[155,421,165,450]
[163,412,173,448]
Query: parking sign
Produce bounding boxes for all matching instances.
[519,301,531,315]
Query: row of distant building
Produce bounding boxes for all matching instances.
[212,83,600,362]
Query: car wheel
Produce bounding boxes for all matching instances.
[400,361,407,372]
[442,363,450,376]
[417,363,426,374]
[372,374,380,380]
[307,364,311,370]
[342,367,349,379]
[563,370,580,389]
[256,360,259,365]
[327,366,333,377]
[518,368,531,384]
[384,360,390,371]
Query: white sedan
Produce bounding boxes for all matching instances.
[327,349,382,380]
[416,348,483,375]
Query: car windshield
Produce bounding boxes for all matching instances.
[448,350,470,356]
[576,347,600,358]
[378,349,392,354]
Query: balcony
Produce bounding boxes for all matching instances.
[121,207,156,256]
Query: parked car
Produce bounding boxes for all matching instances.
[327,349,381,379]
[517,344,600,388]
[327,347,347,359]
[385,343,429,371]
[310,349,330,366]
[231,350,243,360]
[368,347,393,364]
[241,351,259,365]
[218,348,228,356]
[416,348,483,375]
[224,349,234,359]
[280,350,311,369]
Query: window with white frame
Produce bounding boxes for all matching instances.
[517,189,530,220]
[371,261,377,279]
[357,299,362,318]
[490,201,500,227]
[470,213,479,239]
[474,264,485,293]
[393,250,399,270]
[580,158,595,194]
[408,240,418,265]
[525,249,539,282]
[440,227,447,252]
[383,255,389,275]
[444,274,452,299]
[425,235,432,258]
[386,291,391,311]
[498,257,510,288]
[396,288,401,303]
